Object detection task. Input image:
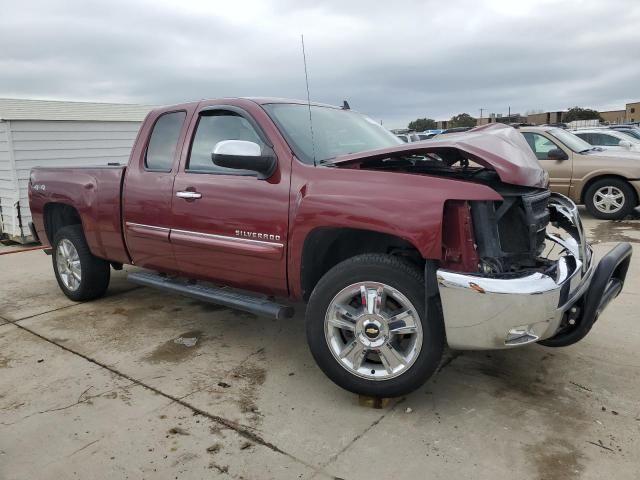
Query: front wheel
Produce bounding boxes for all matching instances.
[584,178,637,220]
[305,254,444,397]
[52,225,111,301]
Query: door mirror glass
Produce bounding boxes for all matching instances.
[547,148,568,160]
[212,140,276,179]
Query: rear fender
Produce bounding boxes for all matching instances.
[29,167,129,263]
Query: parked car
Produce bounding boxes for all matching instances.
[396,132,427,143]
[416,132,438,140]
[435,126,473,136]
[28,101,632,397]
[572,128,640,152]
[608,125,640,141]
[520,126,640,219]
[417,129,444,140]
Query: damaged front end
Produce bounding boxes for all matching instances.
[437,193,632,349]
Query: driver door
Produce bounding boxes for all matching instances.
[169,104,290,296]
[522,132,572,195]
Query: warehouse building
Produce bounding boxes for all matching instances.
[0,98,152,243]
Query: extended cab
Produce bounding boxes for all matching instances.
[29,99,632,397]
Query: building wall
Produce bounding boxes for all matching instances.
[0,120,141,242]
[626,102,639,122]
[526,113,548,125]
[0,121,14,238]
[600,110,626,124]
[526,111,565,125]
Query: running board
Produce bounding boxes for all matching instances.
[127,271,294,320]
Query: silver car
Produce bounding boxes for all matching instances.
[572,128,640,152]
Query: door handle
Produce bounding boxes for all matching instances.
[176,191,202,199]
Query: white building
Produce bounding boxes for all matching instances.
[0,98,153,243]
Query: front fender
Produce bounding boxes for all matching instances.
[287,164,502,299]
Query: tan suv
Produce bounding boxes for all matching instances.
[520,126,640,219]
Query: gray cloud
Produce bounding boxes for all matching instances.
[1,0,639,128]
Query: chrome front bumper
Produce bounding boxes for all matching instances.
[436,193,628,350]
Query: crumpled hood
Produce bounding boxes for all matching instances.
[330,123,547,188]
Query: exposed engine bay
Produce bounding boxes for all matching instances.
[356,152,556,274]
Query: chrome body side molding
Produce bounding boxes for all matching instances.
[170,229,284,260]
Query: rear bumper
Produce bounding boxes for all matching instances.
[436,193,632,350]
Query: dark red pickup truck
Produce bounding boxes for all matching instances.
[29,98,632,397]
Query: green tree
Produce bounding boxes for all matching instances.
[449,113,477,128]
[564,107,603,123]
[407,117,437,131]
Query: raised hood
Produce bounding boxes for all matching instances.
[329,123,547,188]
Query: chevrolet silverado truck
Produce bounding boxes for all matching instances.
[28,98,632,397]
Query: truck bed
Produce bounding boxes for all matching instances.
[29,165,130,264]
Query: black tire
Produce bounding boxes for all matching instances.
[305,254,444,397]
[584,177,637,220]
[52,225,111,301]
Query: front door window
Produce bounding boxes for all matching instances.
[522,132,562,160]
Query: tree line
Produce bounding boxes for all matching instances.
[407,113,477,131]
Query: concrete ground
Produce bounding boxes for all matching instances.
[1,210,639,479]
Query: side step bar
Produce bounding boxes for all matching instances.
[128,271,294,320]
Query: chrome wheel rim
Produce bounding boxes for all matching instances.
[56,239,81,291]
[324,282,423,380]
[594,186,624,214]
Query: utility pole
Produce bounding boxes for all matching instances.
[508,105,511,122]
[479,108,484,123]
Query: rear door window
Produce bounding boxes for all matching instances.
[145,111,186,171]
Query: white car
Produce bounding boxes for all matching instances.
[572,128,640,152]
[396,132,431,143]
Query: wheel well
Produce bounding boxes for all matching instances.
[580,175,637,204]
[43,203,83,244]
[300,228,423,300]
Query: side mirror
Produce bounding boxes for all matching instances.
[212,140,276,179]
[618,140,633,150]
[547,148,568,160]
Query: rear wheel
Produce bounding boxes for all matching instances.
[306,254,444,397]
[52,225,111,301]
[584,178,636,220]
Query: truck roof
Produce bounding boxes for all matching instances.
[149,97,343,115]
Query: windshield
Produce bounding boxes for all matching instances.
[263,103,402,164]
[547,128,593,153]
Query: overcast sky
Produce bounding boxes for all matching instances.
[1,0,639,128]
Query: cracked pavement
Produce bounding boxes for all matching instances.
[1,211,640,479]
